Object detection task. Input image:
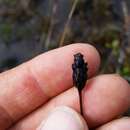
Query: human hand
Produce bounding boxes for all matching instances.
[0,44,130,130]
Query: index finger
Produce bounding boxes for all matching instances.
[0,43,100,129]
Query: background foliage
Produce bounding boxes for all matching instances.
[0,0,129,83]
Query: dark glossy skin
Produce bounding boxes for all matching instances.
[72,53,88,92]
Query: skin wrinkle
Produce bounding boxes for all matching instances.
[0,65,48,129]
[28,62,71,100]
[0,105,14,130]
[15,72,45,118]
[27,64,51,100]
[28,59,57,99]
[12,66,49,117]
[29,58,72,98]
[29,63,54,98]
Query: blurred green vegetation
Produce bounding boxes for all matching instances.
[0,23,12,43]
[0,0,17,6]
[0,0,129,79]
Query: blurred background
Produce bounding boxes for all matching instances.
[0,0,129,81]
[0,0,130,115]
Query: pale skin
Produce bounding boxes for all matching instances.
[0,43,130,130]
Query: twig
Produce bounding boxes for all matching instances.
[116,1,129,73]
[78,90,83,115]
[39,0,58,51]
[59,0,79,47]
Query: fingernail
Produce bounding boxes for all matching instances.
[38,106,88,130]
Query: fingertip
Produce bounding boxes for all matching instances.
[69,43,101,77]
[83,74,130,128]
[37,106,89,130]
[96,117,130,130]
[31,43,101,78]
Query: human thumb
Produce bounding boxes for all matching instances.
[37,106,89,130]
